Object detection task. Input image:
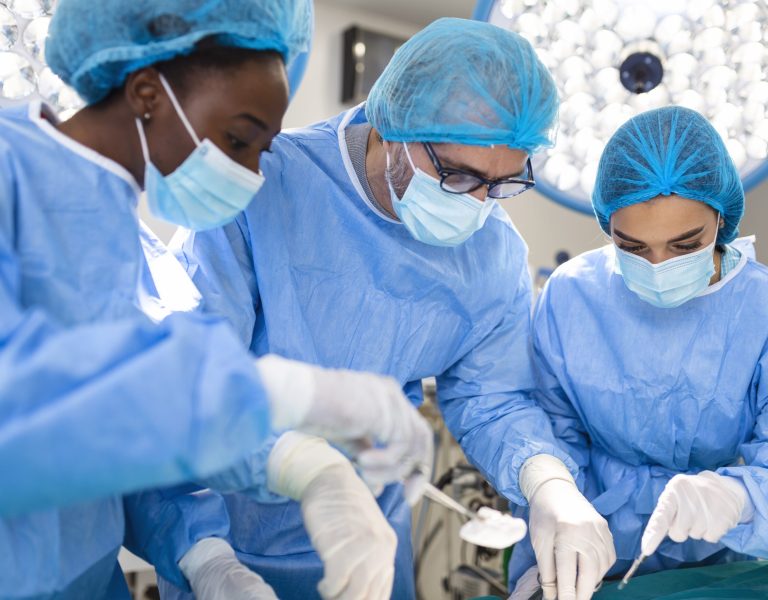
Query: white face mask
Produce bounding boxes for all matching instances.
[136,74,266,231]
[386,143,496,247]
[614,214,720,308]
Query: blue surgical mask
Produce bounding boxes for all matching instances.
[615,239,717,309]
[135,74,265,231]
[386,143,496,247]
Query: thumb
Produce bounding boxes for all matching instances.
[641,492,678,557]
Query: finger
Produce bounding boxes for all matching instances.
[317,553,359,599]
[688,517,708,541]
[575,552,600,600]
[555,547,578,600]
[703,523,731,544]
[357,444,410,470]
[600,529,617,576]
[403,472,428,506]
[533,535,557,600]
[331,566,374,600]
[641,496,678,556]
[335,439,373,460]
[357,447,412,487]
[332,549,392,600]
[668,503,693,543]
[362,564,395,600]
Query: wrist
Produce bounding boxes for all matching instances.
[255,354,316,430]
[713,472,754,524]
[520,454,577,502]
[266,431,349,500]
[178,537,233,583]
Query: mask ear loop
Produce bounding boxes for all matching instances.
[402,142,418,172]
[386,142,419,188]
[158,73,202,147]
[135,118,152,168]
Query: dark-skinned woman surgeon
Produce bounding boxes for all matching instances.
[510,106,768,600]
[0,1,432,599]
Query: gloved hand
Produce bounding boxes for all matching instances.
[178,537,277,600]
[641,471,752,557]
[267,431,398,600]
[257,354,433,502]
[520,454,615,600]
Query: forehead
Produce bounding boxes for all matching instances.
[185,58,289,120]
[612,195,716,238]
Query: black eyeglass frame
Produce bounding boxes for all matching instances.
[422,142,536,199]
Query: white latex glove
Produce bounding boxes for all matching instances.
[508,565,541,600]
[257,354,433,502]
[521,454,616,600]
[267,432,397,600]
[641,471,752,557]
[178,537,277,600]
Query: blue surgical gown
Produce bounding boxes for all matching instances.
[129,104,577,599]
[0,102,274,599]
[510,244,768,584]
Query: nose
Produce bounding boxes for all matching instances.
[469,185,488,203]
[646,249,676,265]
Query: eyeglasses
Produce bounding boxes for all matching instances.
[422,142,536,199]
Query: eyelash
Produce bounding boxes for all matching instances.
[618,244,645,254]
[618,241,703,254]
[227,134,248,151]
[675,241,702,251]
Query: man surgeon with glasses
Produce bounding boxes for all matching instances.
[128,18,613,600]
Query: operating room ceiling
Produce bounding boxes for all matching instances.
[324,0,473,25]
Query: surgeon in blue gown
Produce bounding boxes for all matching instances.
[123,17,619,600]
[0,1,435,598]
[509,106,768,599]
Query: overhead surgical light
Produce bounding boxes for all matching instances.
[0,0,83,118]
[474,0,768,214]
[0,0,311,117]
[0,0,82,118]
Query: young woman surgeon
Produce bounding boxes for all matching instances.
[510,106,768,600]
[0,1,432,599]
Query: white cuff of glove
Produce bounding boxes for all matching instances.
[267,431,350,501]
[255,354,316,430]
[519,454,577,502]
[179,537,235,580]
[719,474,755,524]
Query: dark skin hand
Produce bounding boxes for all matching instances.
[57,53,289,188]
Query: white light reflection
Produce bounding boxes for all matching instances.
[491,0,768,198]
[0,3,83,117]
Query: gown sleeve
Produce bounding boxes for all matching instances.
[718,341,768,558]
[530,276,592,476]
[123,217,286,589]
[436,261,578,506]
[0,183,272,518]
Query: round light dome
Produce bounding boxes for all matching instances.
[474,0,768,214]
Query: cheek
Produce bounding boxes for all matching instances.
[147,125,197,175]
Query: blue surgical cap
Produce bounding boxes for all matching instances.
[593,106,744,244]
[366,18,559,153]
[46,0,313,104]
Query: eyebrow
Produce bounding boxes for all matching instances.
[614,226,706,245]
[235,113,269,132]
[440,157,526,179]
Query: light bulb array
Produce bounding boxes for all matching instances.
[0,0,83,118]
[486,0,768,210]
